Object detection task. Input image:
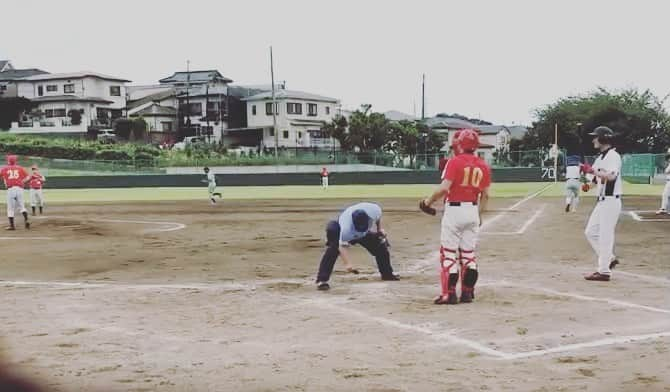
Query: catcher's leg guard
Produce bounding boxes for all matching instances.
[435,246,459,304]
[459,249,478,303]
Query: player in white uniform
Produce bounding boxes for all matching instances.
[655,152,670,215]
[203,167,222,204]
[583,126,622,281]
[564,156,582,213]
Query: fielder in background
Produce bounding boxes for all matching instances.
[203,167,222,205]
[1,155,30,230]
[655,151,670,215]
[320,167,329,189]
[29,165,46,216]
[420,129,491,304]
[583,126,622,282]
[315,202,399,290]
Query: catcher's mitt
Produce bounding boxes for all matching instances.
[419,200,436,216]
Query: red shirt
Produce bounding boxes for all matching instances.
[1,165,29,189]
[443,154,491,202]
[321,169,329,178]
[30,173,45,189]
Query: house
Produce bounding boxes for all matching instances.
[10,71,130,133]
[237,88,341,150]
[0,60,13,72]
[0,68,49,97]
[424,115,528,162]
[127,89,178,142]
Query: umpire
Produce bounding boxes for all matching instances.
[315,202,399,290]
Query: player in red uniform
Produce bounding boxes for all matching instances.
[29,165,46,216]
[320,167,329,189]
[421,129,491,304]
[1,155,30,230]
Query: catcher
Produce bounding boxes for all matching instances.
[420,129,491,304]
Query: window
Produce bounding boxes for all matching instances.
[252,105,256,115]
[308,103,318,116]
[37,86,44,96]
[265,102,278,115]
[44,109,53,118]
[269,128,275,137]
[54,109,66,117]
[325,106,330,115]
[0,85,7,92]
[64,84,75,94]
[45,109,66,118]
[298,131,303,139]
[46,85,58,92]
[109,86,121,96]
[161,122,173,132]
[179,102,202,116]
[282,130,289,139]
[286,102,302,115]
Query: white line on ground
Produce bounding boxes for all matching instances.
[306,298,509,358]
[481,204,546,236]
[35,216,186,233]
[0,278,306,291]
[500,282,670,314]
[501,331,670,360]
[0,237,54,240]
[614,270,670,284]
[628,211,669,222]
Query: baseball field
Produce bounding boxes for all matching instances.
[1,182,668,392]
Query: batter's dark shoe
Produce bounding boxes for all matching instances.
[460,291,474,303]
[381,274,400,281]
[434,294,458,305]
[584,272,610,281]
[565,204,570,213]
[25,221,30,229]
[316,282,330,291]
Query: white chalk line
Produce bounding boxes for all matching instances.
[408,183,554,273]
[628,210,670,222]
[481,204,546,236]
[35,215,186,233]
[0,236,54,240]
[0,278,307,291]
[614,270,670,284]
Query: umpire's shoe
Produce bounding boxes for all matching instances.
[584,272,610,281]
[316,282,330,291]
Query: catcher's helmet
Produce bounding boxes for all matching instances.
[450,130,463,154]
[457,129,480,153]
[588,126,615,143]
[6,155,17,165]
[352,209,370,232]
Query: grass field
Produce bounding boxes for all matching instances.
[0,181,664,204]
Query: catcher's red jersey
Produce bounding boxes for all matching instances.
[1,165,29,188]
[30,173,45,189]
[442,154,491,202]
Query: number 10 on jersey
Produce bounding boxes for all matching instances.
[461,167,483,187]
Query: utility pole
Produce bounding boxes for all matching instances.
[421,73,425,120]
[186,60,191,137]
[270,46,278,158]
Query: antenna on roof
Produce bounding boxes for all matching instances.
[421,73,426,120]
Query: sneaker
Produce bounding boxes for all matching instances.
[433,294,458,305]
[381,274,400,281]
[584,272,610,281]
[460,291,474,303]
[316,282,330,291]
[25,221,30,229]
[609,258,619,270]
[565,204,570,213]
[656,209,667,215]
[5,226,15,231]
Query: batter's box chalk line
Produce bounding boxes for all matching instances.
[33,215,186,233]
[628,210,670,222]
[304,279,670,360]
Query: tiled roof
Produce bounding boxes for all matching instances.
[31,95,114,104]
[131,103,176,117]
[242,89,338,103]
[0,68,49,81]
[21,71,130,83]
[159,70,233,84]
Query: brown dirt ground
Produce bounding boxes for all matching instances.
[0,196,668,392]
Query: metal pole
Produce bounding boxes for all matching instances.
[186,60,191,137]
[421,74,425,120]
[270,46,278,159]
[554,123,559,183]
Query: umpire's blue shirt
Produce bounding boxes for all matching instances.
[338,202,382,244]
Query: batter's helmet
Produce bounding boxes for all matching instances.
[457,129,480,153]
[352,209,370,232]
[6,155,17,165]
[588,126,615,143]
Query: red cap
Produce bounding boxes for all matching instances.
[6,155,17,165]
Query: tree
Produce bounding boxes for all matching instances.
[322,115,349,150]
[526,88,670,155]
[347,105,392,151]
[389,120,419,166]
[0,97,35,130]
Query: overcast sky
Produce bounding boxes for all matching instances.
[2,0,669,125]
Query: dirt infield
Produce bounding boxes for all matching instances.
[0,196,668,391]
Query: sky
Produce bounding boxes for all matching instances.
[2,0,669,126]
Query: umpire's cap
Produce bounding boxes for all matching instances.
[588,126,615,139]
[352,209,370,232]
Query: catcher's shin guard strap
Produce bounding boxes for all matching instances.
[440,246,459,273]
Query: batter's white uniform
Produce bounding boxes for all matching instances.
[6,187,27,218]
[585,148,622,275]
[660,162,670,211]
[565,165,581,208]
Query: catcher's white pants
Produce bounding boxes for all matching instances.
[440,204,480,272]
[585,197,621,275]
[30,188,44,207]
[661,181,670,211]
[322,177,329,188]
[6,186,27,218]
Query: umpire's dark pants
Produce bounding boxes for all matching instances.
[316,220,394,283]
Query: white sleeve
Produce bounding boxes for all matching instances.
[665,163,670,174]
